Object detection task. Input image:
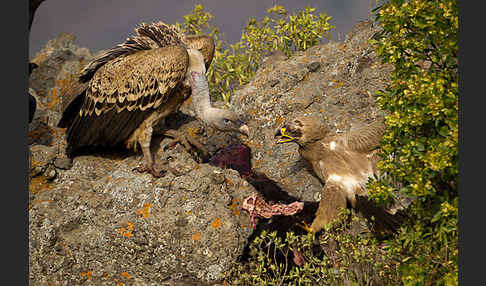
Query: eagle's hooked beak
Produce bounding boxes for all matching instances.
[274,127,297,144]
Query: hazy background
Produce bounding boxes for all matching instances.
[29,0,377,59]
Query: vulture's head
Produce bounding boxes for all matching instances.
[190,71,249,137]
[206,108,250,136]
[274,116,329,146]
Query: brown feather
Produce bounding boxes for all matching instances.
[341,119,385,153]
[79,21,186,83]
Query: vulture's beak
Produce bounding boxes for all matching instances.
[239,124,250,137]
[274,126,296,144]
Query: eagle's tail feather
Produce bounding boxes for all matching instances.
[355,195,408,234]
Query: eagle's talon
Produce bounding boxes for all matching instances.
[297,220,314,233]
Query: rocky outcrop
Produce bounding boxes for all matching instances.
[28,20,394,285]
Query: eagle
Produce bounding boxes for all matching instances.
[274,115,406,233]
[58,21,249,177]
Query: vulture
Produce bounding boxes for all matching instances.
[275,116,406,234]
[58,21,249,177]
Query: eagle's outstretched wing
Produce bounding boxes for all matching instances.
[340,120,386,153]
[60,45,189,156]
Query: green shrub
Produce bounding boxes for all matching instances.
[222,210,402,285]
[368,0,458,284]
[178,4,334,104]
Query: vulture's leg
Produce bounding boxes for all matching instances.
[162,129,210,162]
[133,126,167,177]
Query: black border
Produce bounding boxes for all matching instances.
[3,0,29,284]
[458,0,471,285]
[18,1,466,285]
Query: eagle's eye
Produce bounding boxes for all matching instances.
[223,118,232,125]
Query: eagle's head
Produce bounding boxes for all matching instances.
[274,116,329,146]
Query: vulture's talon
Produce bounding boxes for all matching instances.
[163,129,210,162]
[133,165,167,178]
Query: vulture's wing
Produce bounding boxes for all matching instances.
[341,120,385,153]
[62,45,189,156]
[57,80,89,128]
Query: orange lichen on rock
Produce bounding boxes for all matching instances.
[192,232,201,241]
[183,95,193,108]
[210,218,222,229]
[228,198,242,216]
[80,271,93,279]
[29,176,54,209]
[119,222,134,238]
[137,204,151,218]
[121,272,131,279]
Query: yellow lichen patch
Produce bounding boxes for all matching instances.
[136,203,152,218]
[29,176,51,194]
[224,178,233,185]
[192,232,201,241]
[186,210,192,215]
[33,52,48,66]
[121,272,131,279]
[80,271,93,279]
[210,218,222,229]
[187,127,199,138]
[28,176,53,209]
[339,44,346,51]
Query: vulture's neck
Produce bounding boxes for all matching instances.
[189,73,217,125]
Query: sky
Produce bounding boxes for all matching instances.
[29,0,376,59]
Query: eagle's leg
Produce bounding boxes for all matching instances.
[162,129,210,162]
[133,126,167,178]
[310,183,348,233]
